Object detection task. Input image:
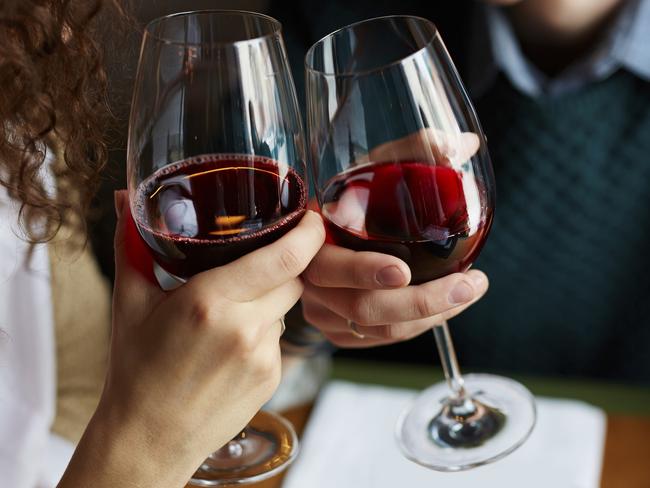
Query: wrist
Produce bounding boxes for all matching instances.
[60,398,200,488]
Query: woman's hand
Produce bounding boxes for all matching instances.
[59,191,325,488]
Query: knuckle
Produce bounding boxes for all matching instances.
[279,245,304,276]
[348,295,374,325]
[187,299,214,327]
[413,289,439,318]
[352,262,370,287]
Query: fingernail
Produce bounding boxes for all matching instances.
[376,265,406,287]
[449,281,474,305]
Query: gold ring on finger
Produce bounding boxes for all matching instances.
[347,319,366,339]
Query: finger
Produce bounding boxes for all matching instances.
[254,318,284,395]
[352,298,481,340]
[301,300,408,342]
[303,270,488,326]
[303,244,411,289]
[113,190,165,322]
[302,300,404,347]
[301,299,348,334]
[189,211,325,302]
[256,319,285,354]
[303,298,465,343]
[183,277,304,345]
[244,278,305,330]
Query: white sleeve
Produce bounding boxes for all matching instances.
[37,433,76,488]
[0,179,58,488]
[0,394,50,488]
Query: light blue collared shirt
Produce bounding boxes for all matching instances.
[467,0,650,98]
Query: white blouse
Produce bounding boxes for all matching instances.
[0,161,75,486]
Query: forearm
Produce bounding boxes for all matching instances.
[58,403,198,488]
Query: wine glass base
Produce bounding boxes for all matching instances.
[189,410,299,486]
[396,373,536,471]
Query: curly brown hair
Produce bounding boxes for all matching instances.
[0,0,126,245]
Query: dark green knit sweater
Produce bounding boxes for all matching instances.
[273,0,650,382]
[453,71,650,381]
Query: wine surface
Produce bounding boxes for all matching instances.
[321,161,491,284]
[135,154,307,278]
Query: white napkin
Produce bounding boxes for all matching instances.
[283,381,606,488]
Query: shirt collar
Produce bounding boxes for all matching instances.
[466,0,650,99]
[616,0,650,81]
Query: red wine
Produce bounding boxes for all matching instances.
[135,154,307,278]
[322,161,492,285]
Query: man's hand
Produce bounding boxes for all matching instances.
[302,244,488,347]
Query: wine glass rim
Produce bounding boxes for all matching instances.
[144,9,282,47]
[305,15,439,77]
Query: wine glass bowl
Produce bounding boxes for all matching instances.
[127,10,306,485]
[306,15,536,471]
[128,10,307,281]
[317,129,493,285]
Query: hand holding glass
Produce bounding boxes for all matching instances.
[127,10,306,485]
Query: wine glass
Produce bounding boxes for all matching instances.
[305,15,536,471]
[127,10,306,485]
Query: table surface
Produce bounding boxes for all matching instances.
[190,359,650,488]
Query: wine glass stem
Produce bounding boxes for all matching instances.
[433,320,466,399]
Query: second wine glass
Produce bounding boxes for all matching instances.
[127,10,306,485]
[305,15,536,471]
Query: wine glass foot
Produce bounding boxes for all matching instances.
[396,373,536,471]
[428,395,506,449]
[189,410,298,486]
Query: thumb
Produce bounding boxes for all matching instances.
[113,190,162,322]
